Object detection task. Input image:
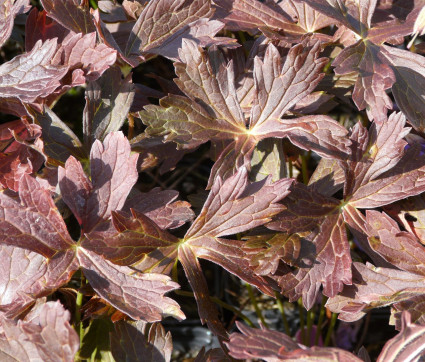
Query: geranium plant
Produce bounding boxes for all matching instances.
[2,0,425,360]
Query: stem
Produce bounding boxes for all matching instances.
[172,259,179,283]
[288,159,293,178]
[315,295,327,346]
[306,307,315,347]
[301,152,310,184]
[74,273,86,344]
[298,298,306,345]
[275,292,290,335]
[175,290,255,327]
[247,283,268,328]
[324,312,338,347]
[89,0,98,9]
[128,113,134,140]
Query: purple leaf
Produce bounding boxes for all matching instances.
[0,174,74,257]
[77,248,185,322]
[0,0,31,48]
[83,209,178,266]
[185,167,293,239]
[83,66,135,146]
[0,301,79,362]
[59,132,138,233]
[40,0,95,33]
[377,311,425,362]
[0,39,68,102]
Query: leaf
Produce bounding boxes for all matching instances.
[178,244,228,339]
[52,31,117,86]
[391,295,425,330]
[25,8,70,51]
[0,174,74,257]
[0,0,31,48]
[40,0,96,33]
[226,322,299,361]
[0,39,68,102]
[82,209,178,266]
[377,311,425,362]
[0,120,44,192]
[123,188,194,230]
[365,210,425,275]
[79,318,114,361]
[249,41,327,128]
[226,322,363,361]
[326,262,425,322]
[254,115,351,160]
[250,138,287,182]
[175,39,245,129]
[332,40,395,124]
[27,105,87,167]
[140,94,242,149]
[0,247,78,318]
[383,45,425,133]
[308,158,345,197]
[349,140,425,208]
[58,132,139,233]
[77,248,185,322]
[214,0,305,35]
[83,66,135,146]
[384,193,425,245]
[282,213,352,309]
[125,0,213,60]
[0,301,79,362]
[110,321,172,362]
[185,167,293,239]
[188,236,275,296]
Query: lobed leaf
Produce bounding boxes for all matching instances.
[0,301,79,362]
[0,39,68,102]
[77,248,185,322]
[0,174,74,257]
[83,209,178,266]
[83,66,135,146]
[185,167,293,239]
[40,0,95,33]
[59,132,139,233]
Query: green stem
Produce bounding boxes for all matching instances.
[288,159,293,178]
[298,298,306,345]
[306,307,315,347]
[247,283,268,328]
[301,152,310,184]
[175,290,255,327]
[89,0,98,9]
[324,312,338,347]
[315,295,327,346]
[275,292,290,335]
[74,273,85,344]
[172,259,179,283]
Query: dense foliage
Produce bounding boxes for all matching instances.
[2,0,425,360]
